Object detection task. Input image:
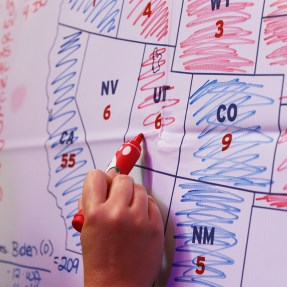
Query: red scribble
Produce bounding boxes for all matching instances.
[267,0,287,17]
[278,129,287,144]
[278,158,287,172]
[23,0,48,19]
[137,48,179,127]
[179,0,255,73]
[93,0,96,6]
[0,0,17,200]
[256,195,287,208]
[264,16,287,66]
[10,85,27,113]
[127,0,169,41]
[276,129,287,192]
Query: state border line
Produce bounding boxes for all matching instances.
[253,204,287,213]
[269,76,285,193]
[163,73,194,233]
[262,14,287,19]
[169,69,285,77]
[240,193,255,287]
[73,32,96,169]
[123,44,147,143]
[135,164,287,197]
[58,22,176,48]
[254,0,266,74]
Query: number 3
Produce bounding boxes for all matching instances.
[215,20,224,38]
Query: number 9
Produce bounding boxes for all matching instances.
[222,133,232,151]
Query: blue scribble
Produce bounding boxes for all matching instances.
[189,78,275,188]
[172,77,275,285]
[68,0,120,33]
[173,183,244,286]
[49,31,87,211]
[47,31,89,250]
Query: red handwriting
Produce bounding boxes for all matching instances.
[179,0,255,73]
[127,0,169,41]
[137,47,179,128]
[0,0,17,202]
[23,0,48,19]
[256,195,287,208]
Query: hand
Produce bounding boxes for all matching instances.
[79,169,164,287]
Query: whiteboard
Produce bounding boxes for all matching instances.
[0,0,287,286]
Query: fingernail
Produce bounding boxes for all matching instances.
[107,166,120,173]
[106,166,120,179]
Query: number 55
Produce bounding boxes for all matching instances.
[61,154,76,168]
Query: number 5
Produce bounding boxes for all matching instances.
[195,256,205,275]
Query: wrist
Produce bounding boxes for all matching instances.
[84,270,139,287]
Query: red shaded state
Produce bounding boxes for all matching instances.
[137,48,179,127]
[278,128,287,144]
[267,0,287,17]
[275,130,287,191]
[127,0,169,41]
[257,195,287,208]
[264,16,287,66]
[278,158,287,172]
[265,1,287,100]
[180,0,255,73]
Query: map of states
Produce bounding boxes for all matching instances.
[0,0,287,286]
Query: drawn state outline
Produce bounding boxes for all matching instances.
[45,0,287,286]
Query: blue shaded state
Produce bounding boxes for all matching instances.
[68,0,120,33]
[47,31,88,246]
[173,183,244,286]
[189,78,275,188]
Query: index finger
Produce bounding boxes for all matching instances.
[82,168,119,211]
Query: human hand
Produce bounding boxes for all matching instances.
[79,168,164,287]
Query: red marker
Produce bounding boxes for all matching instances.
[72,133,143,233]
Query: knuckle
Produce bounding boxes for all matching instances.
[151,217,164,237]
[134,183,147,192]
[84,206,101,223]
[108,208,129,228]
[134,217,148,232]
[86,169,104,180]
[84,169,104,188]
